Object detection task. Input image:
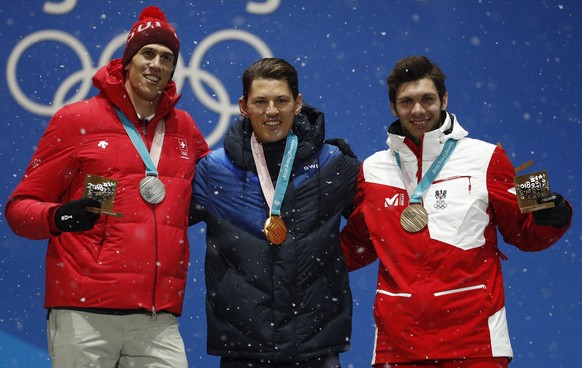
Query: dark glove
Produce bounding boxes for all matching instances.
[532,192,571,228]
[325,138,357,159]
[188,200,206,226]
[55,198,101,232]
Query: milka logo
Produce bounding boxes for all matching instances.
[384,193,405,207]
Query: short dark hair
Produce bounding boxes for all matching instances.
[241,58,299,101]
[386,55,447,105]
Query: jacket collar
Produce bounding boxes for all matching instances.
[386,112,468,161]
[92,58,181,123]
[224,104,325,172]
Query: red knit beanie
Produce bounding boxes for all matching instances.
[121,6,180,68]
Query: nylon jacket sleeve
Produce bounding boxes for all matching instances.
[189,155,210,226]
[6,106,81,239]
[344,158,361,219]
[340,166,378,271]
[488,146,570,251]
[185,112,211,162]
[327,143,360,220]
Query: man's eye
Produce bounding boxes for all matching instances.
[161,55,174,63]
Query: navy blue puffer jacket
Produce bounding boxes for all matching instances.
[190,104,359,362]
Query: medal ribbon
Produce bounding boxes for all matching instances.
[395,138,457,204]
[115,109,165,176]
[250,132,298,216]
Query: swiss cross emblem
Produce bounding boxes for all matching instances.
[178,138,189,159]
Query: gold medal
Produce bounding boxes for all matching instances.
[264,216,287,245]
[140,176,166,204]
[400,204,428,233]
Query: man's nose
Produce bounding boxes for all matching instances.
[411,102,424,114]
[148,56,162,69]
[265,102,278,115]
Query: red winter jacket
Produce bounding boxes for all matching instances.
[6,59,210,315]
[341,113,571,364]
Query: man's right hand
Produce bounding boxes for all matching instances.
[55,198,101,232]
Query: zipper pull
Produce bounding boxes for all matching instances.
[151,306,157,321]
[140,118,148,136]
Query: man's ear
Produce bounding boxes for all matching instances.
[441,92,449,111]
[294,93,303,115]
[390,102,398,117]
[238,97,248,117]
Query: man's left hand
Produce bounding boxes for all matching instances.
[325,138,357,159]
[532,192,572,228]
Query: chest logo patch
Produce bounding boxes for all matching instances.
[385,193,405,207]
[178,138,189,159]
[434,189,447,210]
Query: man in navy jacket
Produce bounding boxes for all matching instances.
[190,57,360,368]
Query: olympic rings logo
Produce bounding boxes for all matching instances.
[41,0,281,16]
[7,26,273,147]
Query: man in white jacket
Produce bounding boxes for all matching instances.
[341,55,572,368]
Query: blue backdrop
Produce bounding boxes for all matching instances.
[1,1,581,367]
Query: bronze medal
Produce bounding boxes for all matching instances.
[400,204,428,233]
[139,176,166,204]
[264,216,287,245]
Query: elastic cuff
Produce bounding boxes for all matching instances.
[48,205,62,234]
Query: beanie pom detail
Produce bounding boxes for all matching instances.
[139,6,167,22]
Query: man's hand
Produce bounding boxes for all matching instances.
[532,192,572,228]
[325,138,357,159]
[55,198,101,232]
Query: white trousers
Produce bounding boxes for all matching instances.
[47,309,188,368]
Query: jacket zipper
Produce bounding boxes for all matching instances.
[140,119,159,320]
[150,194,159,320]
[376,289,412,297]
[433,284,486,297]
[433,175,472,192]
[140,118,148,136]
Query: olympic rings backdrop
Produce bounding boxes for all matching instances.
[1,1,582,367]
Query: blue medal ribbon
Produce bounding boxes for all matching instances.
[270,132,298,216]
[395,139,457,204]
[115,108,159,177]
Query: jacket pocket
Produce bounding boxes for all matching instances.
[428,283,493,334]
[425,175,488,250]
[377,289,412,298]
[433,284,486,297]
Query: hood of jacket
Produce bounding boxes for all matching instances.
[223,104,325,173]
[91,58,181,122]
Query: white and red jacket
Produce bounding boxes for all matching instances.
[6,59,210,316]
[341,113,570,364]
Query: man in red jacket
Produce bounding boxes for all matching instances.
[341,55,572,368]
[5,6,210,368]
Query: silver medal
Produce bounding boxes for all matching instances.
[139,176,166,204]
